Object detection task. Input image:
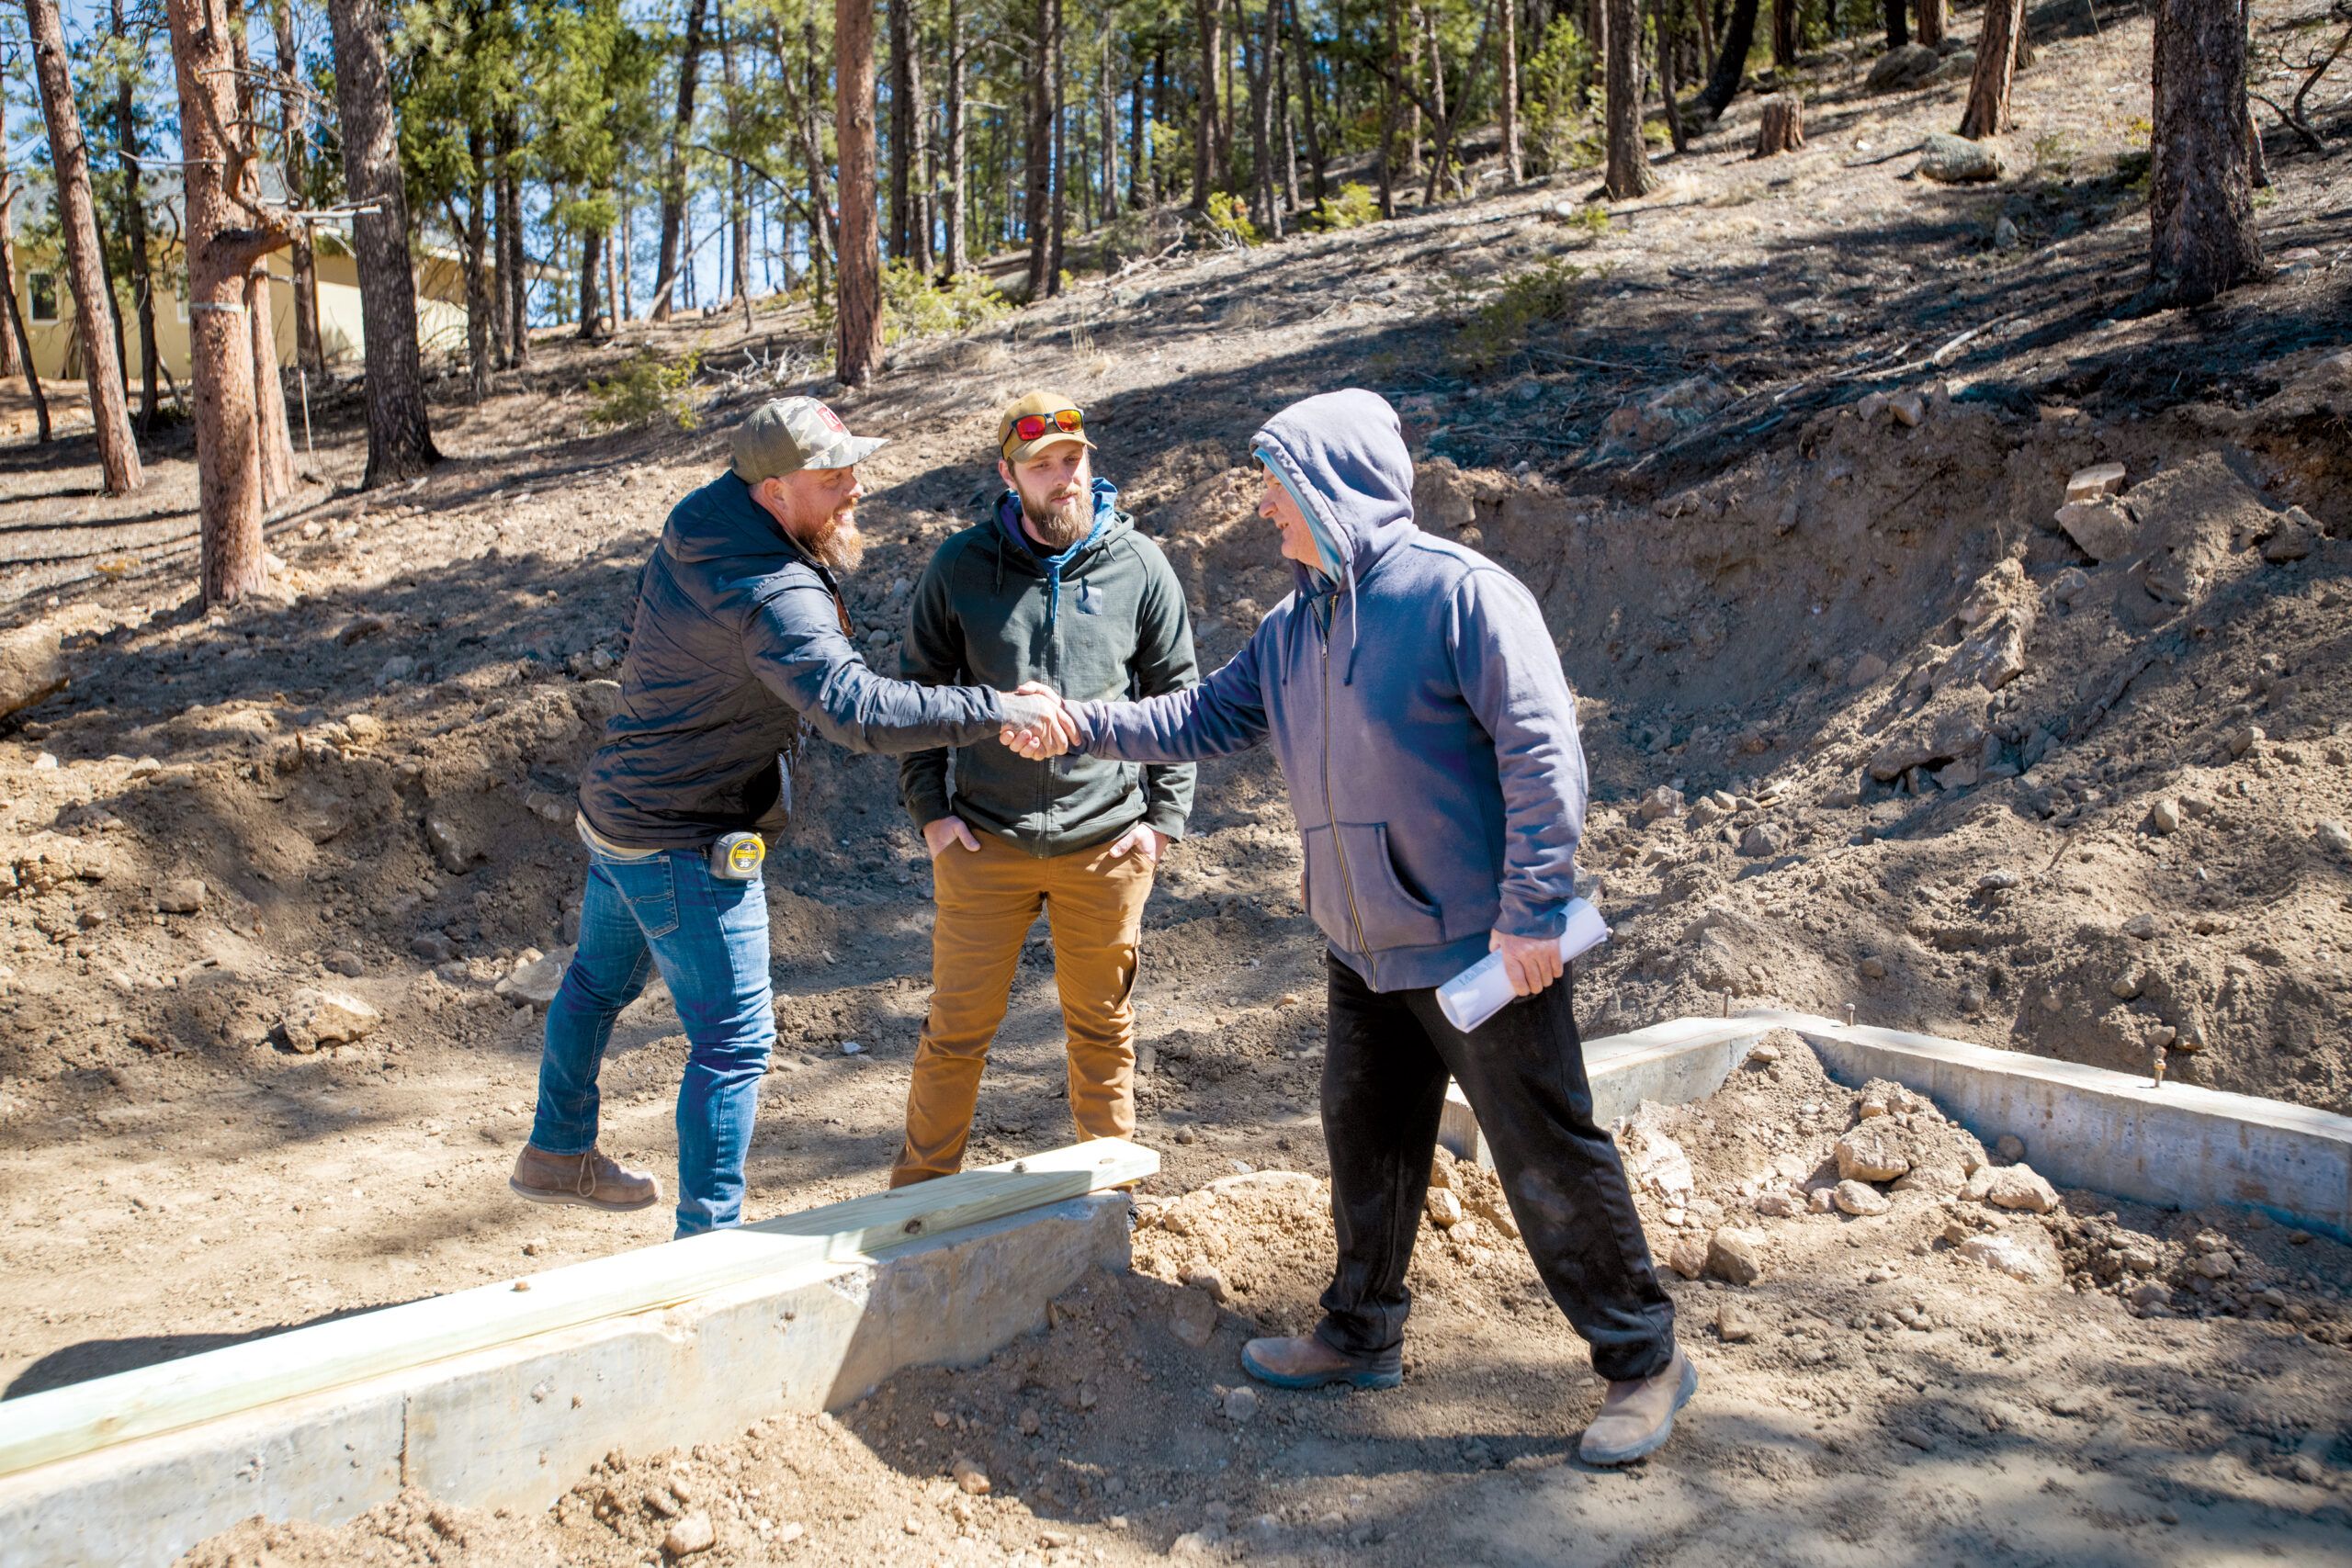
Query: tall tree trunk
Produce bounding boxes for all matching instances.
[498,108,526,367]
[1290,0,1327,200]
[2151,0,2262,303]
[1498,0,1522,184]
[944,0,968,272]
[1193,0,1220,209]
[1274,12,1297,212]
[719,0,752,299]
[576,220,602,341]
[1048,0,1067,288]
[609,225,623,330]
[24,0,141,493]
[1915,0,1943,46]
[114,0,160,426]
[1404,2,1425,177]
[1698,0,1758,117]
[1104,39,1123,227]
[270,0,322,378]
[1883,0,1908,50]
[1770,0,1795,66]
[0,137,45,434]
[907,0,931,271]
[1128,56,1148,208]
[232,0,295,508]
[654,0,711,321]
[1378,0,1399,214]
[1657,0,1689,153]
[464,131,492,397]
[1957,0,2020,137]
[0,144,15,381]
[1026,0,1054,288]
[617,194,634,321]
[166,0,278,602]
[837,0,885,384]
[327,0,440,486]
[1150,36,1170,203]
[798,13,839,290]
[888,0,913,258]
[248,260,296,505]
[1603,0,1657,197]
[1247,0,1276,230]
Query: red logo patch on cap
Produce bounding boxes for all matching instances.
[817,405,849,434]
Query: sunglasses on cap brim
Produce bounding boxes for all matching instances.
[1010,409,1084,443]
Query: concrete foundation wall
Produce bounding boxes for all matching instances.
[1441,1016,1769,1164]
[1746,1010,2352,1245]
[1441,1010,2351,1247]
[0,1195,1128,1568]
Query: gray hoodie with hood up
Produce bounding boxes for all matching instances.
[1068,389,1588,994]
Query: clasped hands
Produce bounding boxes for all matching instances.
[996,681,1077,761]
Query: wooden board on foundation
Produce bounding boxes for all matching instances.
[0,1137,1157,1479]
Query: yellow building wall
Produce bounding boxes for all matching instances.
[9,242,472,386]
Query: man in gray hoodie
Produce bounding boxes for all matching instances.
[1009,389,1691,1465]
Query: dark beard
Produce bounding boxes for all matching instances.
[803,510,865,572]
[1023,496,1092,550]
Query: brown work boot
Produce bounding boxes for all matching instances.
[1239,1334,1403,1391]
[1577,1346,1697,1466]
[508,1144,662,1213]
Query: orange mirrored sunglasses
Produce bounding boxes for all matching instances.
[1010,408,1084,443]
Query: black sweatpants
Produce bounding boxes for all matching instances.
[1314,952,1678,1383]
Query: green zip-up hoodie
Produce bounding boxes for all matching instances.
[899,479,1198,856]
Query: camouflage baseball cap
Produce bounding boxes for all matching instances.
[730,397,888,482]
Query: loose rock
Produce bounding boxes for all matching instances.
[1835,1122,1912,1183]
[495,947,574,1007]
[280,988,381,1054]
[1168,1288,1218,1348]
[1706,1228,1766,1286]
[662,1511,716,1557]
[1834,1180,1892,1217]
[1915,132,2002,184]
[154,877,208,915]
[1982,1165,2060,1214]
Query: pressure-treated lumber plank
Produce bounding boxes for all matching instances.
[0,1137,1155,1480]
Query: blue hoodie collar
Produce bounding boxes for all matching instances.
[995,476,1119,623]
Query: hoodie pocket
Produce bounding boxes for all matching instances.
[1301,822,1446,952]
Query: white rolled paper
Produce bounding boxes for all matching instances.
[1434,897,1611,1033]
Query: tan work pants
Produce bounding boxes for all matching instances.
[890,831,1153,1187]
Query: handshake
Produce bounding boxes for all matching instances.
[996,682,1079,760]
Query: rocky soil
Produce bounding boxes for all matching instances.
[181,1032,2352,1567]
[0,2,2347,1559]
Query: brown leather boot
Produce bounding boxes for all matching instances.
[1239,1334,1403,1391]
[1577,1346,1697,1465]
[508,1144,662,1213]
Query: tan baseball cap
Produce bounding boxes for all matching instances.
[997,390,1096,464]
[730,397,888,482]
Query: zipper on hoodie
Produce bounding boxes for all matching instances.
[1317,600,1376,987]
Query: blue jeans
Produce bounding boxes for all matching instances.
[531,845,775,1237]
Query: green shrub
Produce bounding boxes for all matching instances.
[880,262,1010,343]
[1202,191,1260,247]
[586,348,704,431]
[1453,260,1588,373]
[1308,181,1381,231]
[1522,17,1598,175]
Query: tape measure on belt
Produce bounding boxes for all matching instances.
[710,830,766,881]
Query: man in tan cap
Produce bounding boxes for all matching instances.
[513,396,1078,1238]
[888,392,1197,1186]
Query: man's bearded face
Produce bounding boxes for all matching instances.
[1012,447,1093,550]
[780,467,865,571]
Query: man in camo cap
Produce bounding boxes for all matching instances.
[511,396,1077,1237]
